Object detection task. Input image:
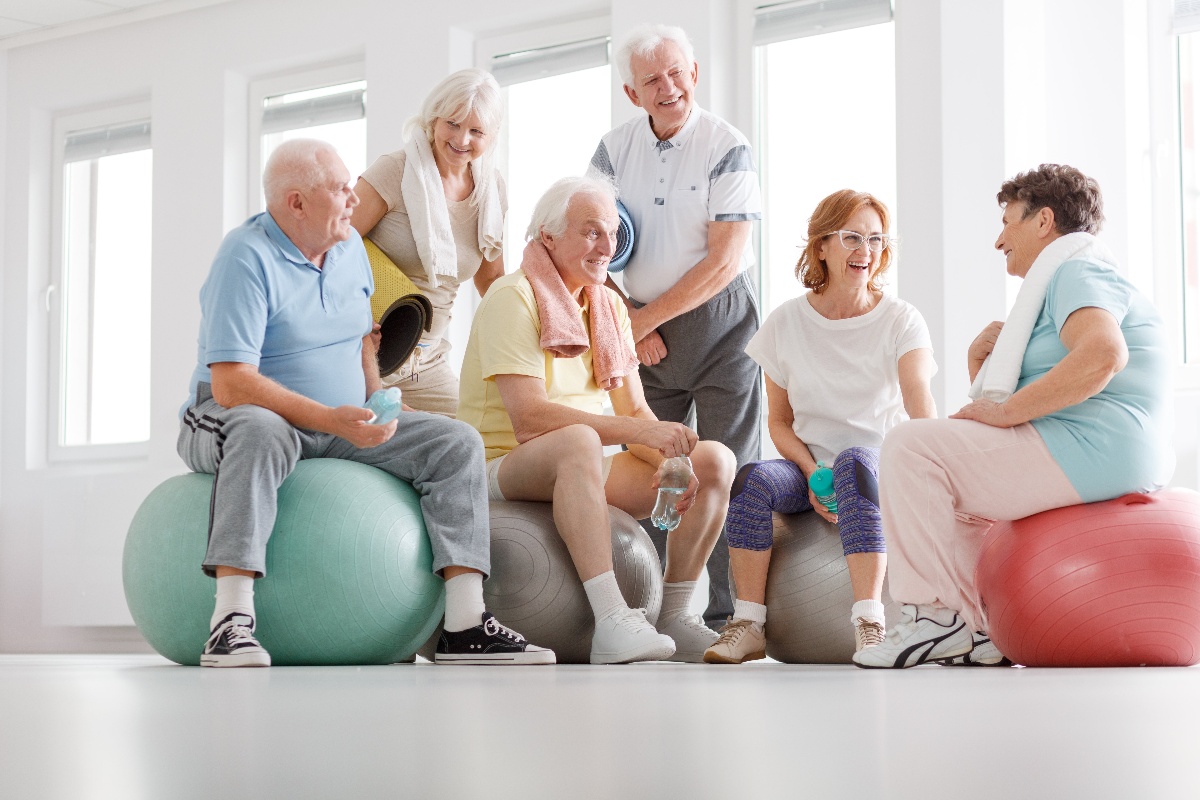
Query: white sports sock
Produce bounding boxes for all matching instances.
[851,599,886,625]
[583,571,627,622]
[658,581,697,625]
[211,574,256,630]
[443,572,487,632]
[733,599,767,627]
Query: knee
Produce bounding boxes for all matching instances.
[554,424,605,471]
[834,447,880,508]
[881,420,927,473]
[691,441,736,493]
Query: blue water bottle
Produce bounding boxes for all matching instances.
[808,460,838,514]
[364,387,403,425]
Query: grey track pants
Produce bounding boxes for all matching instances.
[177,383,491,578]
[633,271,763,625]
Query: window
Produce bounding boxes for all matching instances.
[490,37,612,266]
[754,0,896,317]
[50,104,153,454]
[1180,30,1200,362]
[248,64,366,212]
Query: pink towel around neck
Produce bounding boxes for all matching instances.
[520,238,639,392]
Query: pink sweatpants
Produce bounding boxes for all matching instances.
[880,418,1082,632]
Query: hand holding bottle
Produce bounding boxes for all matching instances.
[651,455,693,532]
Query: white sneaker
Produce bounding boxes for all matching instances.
[590,607,677,664]
[854,616,886,652]
[852,604,972,669]
[658,612,719,663]
[938,631,1015,667]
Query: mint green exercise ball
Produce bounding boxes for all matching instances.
[123,458,445,666]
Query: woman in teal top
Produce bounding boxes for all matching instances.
[852,163,1174,670]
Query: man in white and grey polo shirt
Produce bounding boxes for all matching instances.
[589,22,762,629]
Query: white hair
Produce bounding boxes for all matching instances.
[263,138,337,208]
[526,176,618,241]
[403,68,503,206]
[616,23,696,87]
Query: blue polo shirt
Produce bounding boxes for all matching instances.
[182,212,374,415]
[1021,259,1174,502]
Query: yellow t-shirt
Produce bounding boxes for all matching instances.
[457,270,636,461]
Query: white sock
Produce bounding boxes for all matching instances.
[658,581,697,626]
[583,570,627,622]
[443,572,486,632]
[851,599,886,625]
[733,599,767,627]
[211,575,255,630]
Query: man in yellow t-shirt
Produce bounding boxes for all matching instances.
[458,176,736,665]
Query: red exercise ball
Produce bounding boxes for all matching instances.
[976,489,1200,667]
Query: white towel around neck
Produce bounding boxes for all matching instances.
[401,134,504,290]
[968,231,1117,403]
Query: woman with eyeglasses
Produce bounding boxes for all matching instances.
[703,189,937,665]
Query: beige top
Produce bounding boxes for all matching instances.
[360,148,508,381]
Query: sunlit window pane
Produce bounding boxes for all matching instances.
[503,65,611,263]
[60,148,153,445]
[1180,34,1200,362]
[758,24,896,316]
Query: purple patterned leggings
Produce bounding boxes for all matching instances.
[725,447,884,555]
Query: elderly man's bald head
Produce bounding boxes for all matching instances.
[263,138,339,210]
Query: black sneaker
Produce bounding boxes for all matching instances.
[201,612,271,668]
[435,612,556,665]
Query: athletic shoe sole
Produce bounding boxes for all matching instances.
[433,650,556,665]
[702,648,766,665]
[200,652,271,668]
[590,640,676,665]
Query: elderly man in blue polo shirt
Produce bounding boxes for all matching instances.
[589,23,762,628]
[177,138,552,667]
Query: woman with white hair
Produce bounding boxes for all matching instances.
[351,68,506,416]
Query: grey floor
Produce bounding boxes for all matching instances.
[0,654,1197,800]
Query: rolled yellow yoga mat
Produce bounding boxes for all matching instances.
[365,238,433,377]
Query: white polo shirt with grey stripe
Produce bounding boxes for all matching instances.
[590,106,761,305]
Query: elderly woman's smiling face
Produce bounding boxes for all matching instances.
[431,108,490,171]
[817,206,885,291]
[995,201,1058,278]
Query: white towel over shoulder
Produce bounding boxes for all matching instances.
[968,231,1117,402]
[401,135,504,290]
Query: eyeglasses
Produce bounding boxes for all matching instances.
[824,230,894,252]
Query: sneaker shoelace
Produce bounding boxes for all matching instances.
[224,623,258,648]
[483,616,526,643]
[854,618,885,648]
[714,619,754,647]
[613,607,653,631]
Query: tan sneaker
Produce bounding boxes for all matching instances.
[703,618,766,664]
[854,616,885,652]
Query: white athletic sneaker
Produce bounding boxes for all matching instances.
[854,617,886,652]
[590,607,677,664]
[658,612,720,663]
[852,604,972,669]
[938,631,1015,667]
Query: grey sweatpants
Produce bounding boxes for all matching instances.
[177,383,491,578]
[633,270,763,626]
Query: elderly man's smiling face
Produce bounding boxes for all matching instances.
[623,40,698,140]
[541,191,618,299]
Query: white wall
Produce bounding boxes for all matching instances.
[0,0,1191,653]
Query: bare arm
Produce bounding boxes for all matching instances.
[362,325,383,397]
[473,253,504,298]
[627,220,750,342]
[898,348,938,419]
[951,306,1128,427]
[350,178,388,238]
[210,362,395,449]
[493,372,696,459]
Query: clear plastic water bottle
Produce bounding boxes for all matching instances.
[651,455,692,532]
[808,460,838,514]
[364,387,403,425]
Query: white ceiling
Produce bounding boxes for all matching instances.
[0,0,231,43]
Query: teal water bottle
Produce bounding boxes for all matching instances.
[364,387,403,425]
[808,461,838,514]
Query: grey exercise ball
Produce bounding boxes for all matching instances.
[764,511,900,664]
[420,500,664,664]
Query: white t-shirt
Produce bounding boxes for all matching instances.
[746,292,935,464]
[590,107,761,304]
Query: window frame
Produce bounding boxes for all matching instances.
[246,60,365,215]
[47,100,153,463]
